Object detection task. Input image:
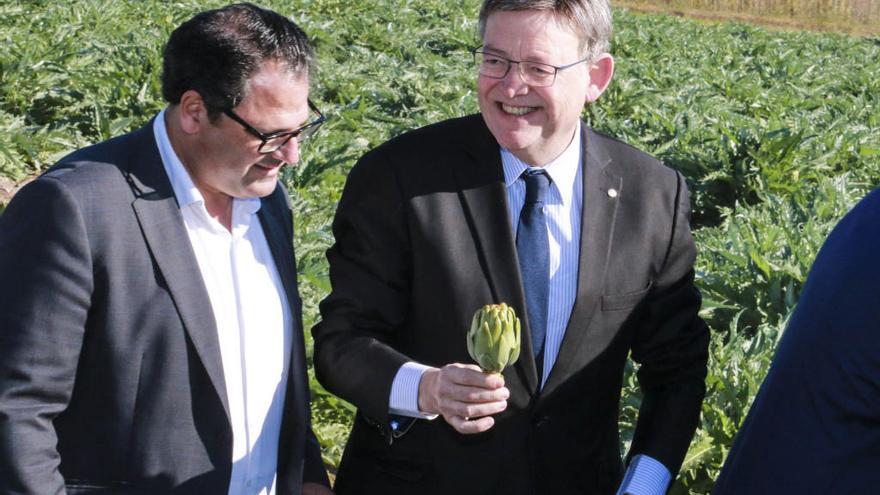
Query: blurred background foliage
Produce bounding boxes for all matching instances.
[2,0,878,491]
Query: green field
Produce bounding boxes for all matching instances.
[2,0,879,492]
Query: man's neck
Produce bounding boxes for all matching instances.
[162,108,234,231]
[203,193,234,232]
[508,124,580,167]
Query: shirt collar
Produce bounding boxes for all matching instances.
[501,121,581,207]
[153,108,261,216]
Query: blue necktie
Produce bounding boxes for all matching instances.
[516,169,550,359]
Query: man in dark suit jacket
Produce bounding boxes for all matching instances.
[712,189,880,494]
[312,1,709,494]
[0,4,331,494]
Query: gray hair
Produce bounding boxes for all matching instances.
[477,0,612,61]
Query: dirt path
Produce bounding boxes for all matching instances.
[616,1,880,37]
[0,176,23,209]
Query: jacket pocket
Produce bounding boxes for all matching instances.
[600,280,653,311]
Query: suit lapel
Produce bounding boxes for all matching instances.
[541,127,621,397]
[256,190,307,422]
[452,118,539,395]
[258,189,309,487]
[257,193,300,328]
[125,122,230,421]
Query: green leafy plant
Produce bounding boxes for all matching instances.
[2,2,879,490]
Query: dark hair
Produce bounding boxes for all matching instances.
[161,3,314,119]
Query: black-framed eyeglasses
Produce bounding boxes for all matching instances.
[472,48,590,87]
[223,99,326,154]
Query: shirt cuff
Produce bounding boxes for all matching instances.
[389,361,439,419]
[616,454,672,495]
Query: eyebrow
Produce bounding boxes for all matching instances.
[249,95,314,132]
[257,112,311,136]
[480,44,554,64]
[481,44,510,57]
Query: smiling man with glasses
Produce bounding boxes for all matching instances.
[0,3,333,495]
[314,1,708,494]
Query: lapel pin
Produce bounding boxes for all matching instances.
[607,188,618,198]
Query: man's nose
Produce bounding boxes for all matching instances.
[501,62,529,95]
[272,137,300,165]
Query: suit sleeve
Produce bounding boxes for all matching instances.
[0,177,93,494]
[627,170,710,476]
[312,148,414,425]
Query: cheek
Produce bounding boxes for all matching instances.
[477,77,498,101]
[557,83,588,111]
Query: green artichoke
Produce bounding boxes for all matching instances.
[467,303,521,373]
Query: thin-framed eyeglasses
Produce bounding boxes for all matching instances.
[472,48,590,87]
[223,99,326,154]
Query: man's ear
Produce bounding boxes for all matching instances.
[176,90,209,135]
[585,53,614,103]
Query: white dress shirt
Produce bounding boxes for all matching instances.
[154,110,292,495]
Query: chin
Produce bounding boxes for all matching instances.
[244,180,279,199]
[484,116,535,145]
[492,130,538,153]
